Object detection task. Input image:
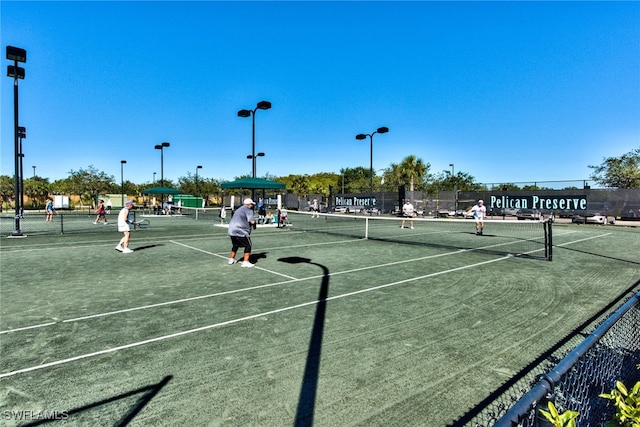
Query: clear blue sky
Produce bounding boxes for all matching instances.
[2,1,639,187]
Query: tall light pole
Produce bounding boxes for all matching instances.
[238,100,271,202]
[195,165,202,198]
[32,165,36,179]
[153,172,156,186]
[7,46,26,237]
[120,160,127,207]
[356,126,388,213]
[154,142,170,208]
[449,163,457,215]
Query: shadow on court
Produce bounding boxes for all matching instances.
[249,252,269,264]
[131,244,163,252]
[23,375,172,426]
[279,256,330,427]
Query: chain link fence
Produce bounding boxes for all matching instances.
[455,287,640,427]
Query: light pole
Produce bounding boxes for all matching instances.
[7,46,26,237]
[32,165,36,179]
[449,163,457,215]
[356,126,388,213]
[238,100,271,201]
[153,172,156,186]
[120,160,127,207]
[195,165,202,198]
[154,142,170,208]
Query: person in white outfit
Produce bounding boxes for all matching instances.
[115,200,135,253]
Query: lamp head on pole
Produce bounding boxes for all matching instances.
[121,160,127,165]
[161,142,170,148]
[256,100,272,110]
[237,109,251,118]
[154,144,162,150]
[355,134,367,140]
[18,127,26,139]
[376,127,389,134]
[7,66,25,79]
[6,46,27,62]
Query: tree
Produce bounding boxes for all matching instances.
[392,155,429,191]
[589,148,640,188]
[0,175,15,209]
[24,176,51,208]
[58,165,115,207]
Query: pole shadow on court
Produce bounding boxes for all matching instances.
[22,375,173,426]
[278,256,329,427]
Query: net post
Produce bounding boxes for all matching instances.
[548,220,553,261]
[365,217,369,239]
[545,220,553,261]
[60,213,64,234]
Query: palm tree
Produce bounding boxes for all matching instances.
[396,155,428,191]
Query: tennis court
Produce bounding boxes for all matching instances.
[1,211,638,426]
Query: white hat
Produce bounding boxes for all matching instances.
[243,198,255,205]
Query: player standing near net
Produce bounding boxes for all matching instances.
[311,199,320,218]
[227,198,257,268]
[401,199,415,229]
[115,200,135,253]
[470,199,487,235]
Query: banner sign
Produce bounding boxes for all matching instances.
[334,196,377,207]
[489,195,587,211]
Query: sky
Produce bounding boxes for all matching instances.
[2,1,639,188]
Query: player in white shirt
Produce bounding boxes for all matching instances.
[401,199,415,229]
[470,199,487,235]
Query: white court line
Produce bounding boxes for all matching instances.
[0,231,573,335]
[555,232,612,246]
[170,240,298,280]
[0,255,511,379]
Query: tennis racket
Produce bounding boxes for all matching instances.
[132,219,150,229]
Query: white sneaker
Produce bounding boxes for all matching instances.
[411,226,414,229]
[241,261,254,268]
[115,245,123,252]
[228,258,237,265]
[93,222,98,224]
[122,247,134,253]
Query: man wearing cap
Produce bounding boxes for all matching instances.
[470,199,487,235]
[401,199,415,229]
[227,198,257,268]
[115,200,135,253]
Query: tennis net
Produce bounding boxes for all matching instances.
[283,211,553,261]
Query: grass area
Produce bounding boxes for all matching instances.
[1,213,638,426]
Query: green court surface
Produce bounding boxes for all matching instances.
[1,212,638,426]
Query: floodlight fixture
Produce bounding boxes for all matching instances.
[7,66,25,79]
[256,100,272,110]
[6,46,27,62]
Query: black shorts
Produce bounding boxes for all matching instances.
[230,236,252,253]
